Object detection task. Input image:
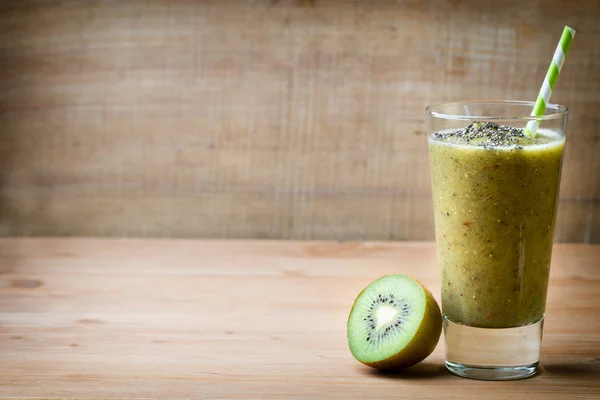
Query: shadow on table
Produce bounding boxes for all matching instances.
[361,362,449,380]
[541,358,600,378]
[363,358,600,381]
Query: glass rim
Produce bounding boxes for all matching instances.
[425,100,568,121]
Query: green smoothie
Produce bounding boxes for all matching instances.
[428,122,565,329]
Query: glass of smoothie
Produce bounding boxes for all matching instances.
[425,100,567,380]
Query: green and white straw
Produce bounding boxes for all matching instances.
[524,26,576,137]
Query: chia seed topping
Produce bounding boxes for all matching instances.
[433,122,526,148]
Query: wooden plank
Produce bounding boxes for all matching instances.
[0,239,599,398]
[0,1,599,241]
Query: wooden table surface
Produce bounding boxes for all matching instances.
[1,239,599,399]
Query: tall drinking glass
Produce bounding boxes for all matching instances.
[425,100,567,380]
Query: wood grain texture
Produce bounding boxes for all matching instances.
[0,239,599,398]
[0,1,599,241]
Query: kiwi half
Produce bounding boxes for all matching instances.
[347,274,442,369]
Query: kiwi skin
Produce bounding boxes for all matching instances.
[348,276,442,370]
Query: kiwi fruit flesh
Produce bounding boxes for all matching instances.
[347,274,442,369]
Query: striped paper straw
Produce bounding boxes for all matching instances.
[524,26,576,137]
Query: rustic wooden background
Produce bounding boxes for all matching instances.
[0,0,599,242]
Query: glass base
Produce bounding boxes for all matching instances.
[446,361,538,380]
[444,316,544,381]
